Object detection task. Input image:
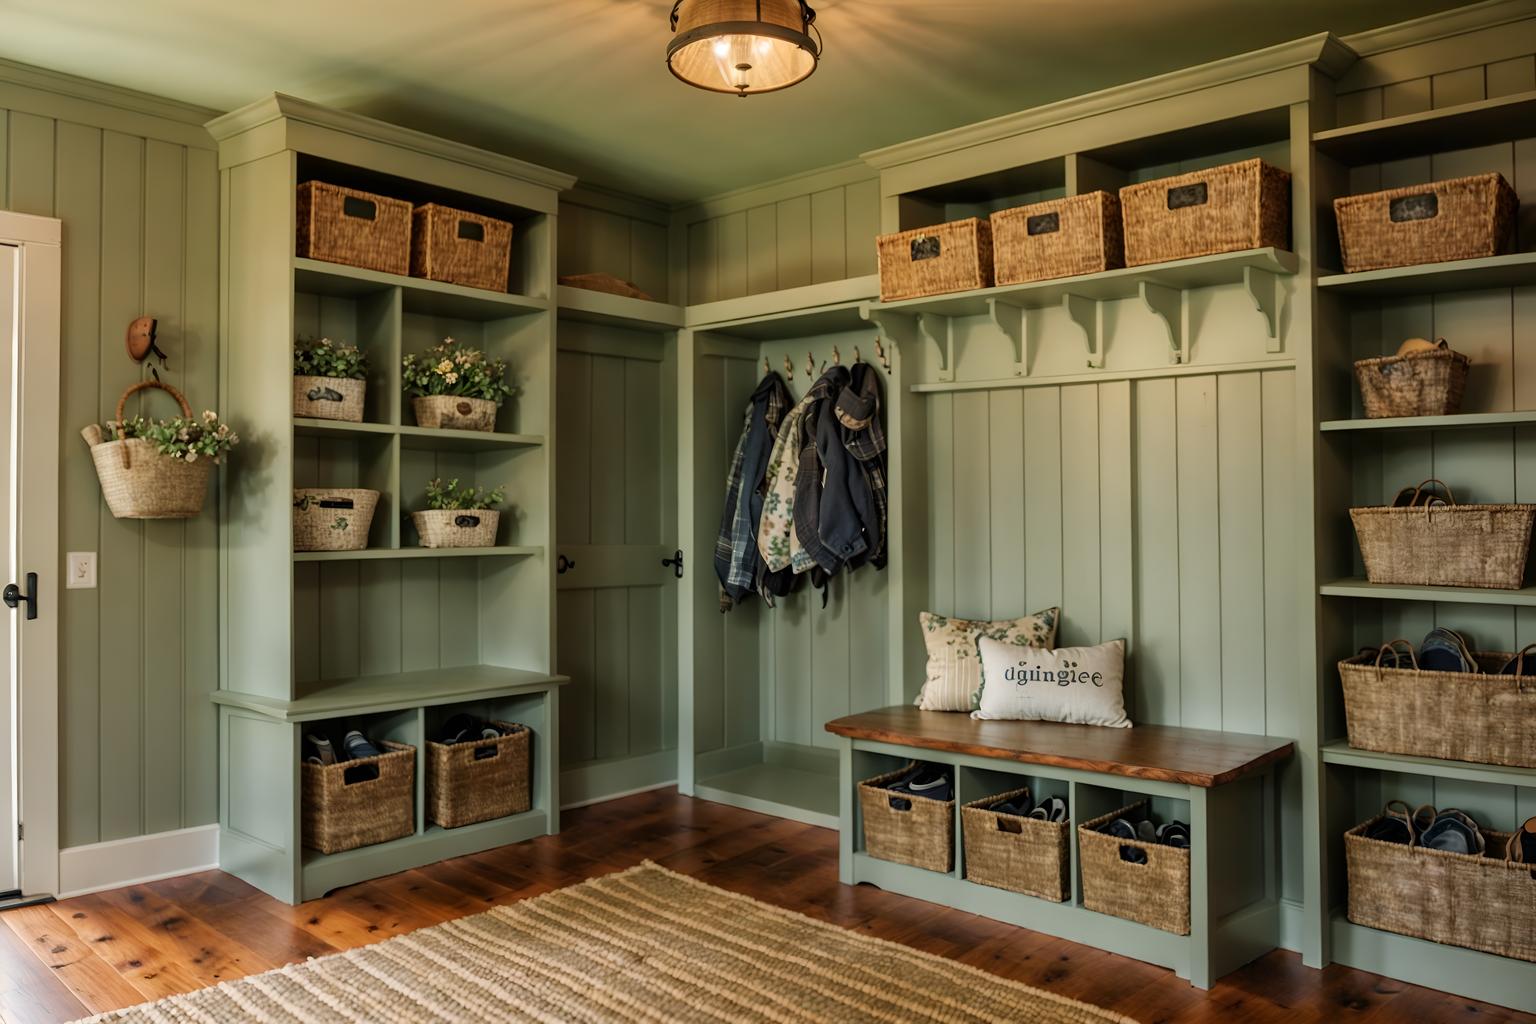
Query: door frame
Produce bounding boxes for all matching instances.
[2,210,61,897]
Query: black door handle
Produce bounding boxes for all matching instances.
[662,549,684,580]
[3,572,37,620]
[557,554,576,575]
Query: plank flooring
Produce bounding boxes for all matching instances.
[1,788,1529,1024]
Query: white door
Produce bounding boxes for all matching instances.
[0,212,61,900]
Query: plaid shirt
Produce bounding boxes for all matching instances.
[714,373,792,611]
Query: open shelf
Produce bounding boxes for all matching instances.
[693,762,840,829]
[1319,578,1536,607]
[294,257,548,321]
[294,545,541,563]
[213,665,566,722]
[1320,410,1536,433]
[1321,741,1535,790]
[556,284,684,332]
[686,276,880,340]
[294,417,544,451]
[1313,90,1536,164]
[1317,252,1536,297]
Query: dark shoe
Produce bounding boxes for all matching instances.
[887,763,952,803]
[1421,808,1484,855]
[1157,821,1190,848]
[990,793,1033,817]
[1509,817,1536,865]
[343,730,381,760]
[1033,796,1067,823]
[304,733,338,766]
[1104,818,1146,864]
[1418,628,1476,673]
[1365,816,1413,845]
[439,713,482,745]
[1499,645,1536,676]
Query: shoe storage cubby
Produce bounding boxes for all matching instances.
[424,694,541,830]
[958,765,1070,903]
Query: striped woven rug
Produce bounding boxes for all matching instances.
[80,862,1132,1023]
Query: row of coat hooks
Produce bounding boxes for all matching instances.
[762,336,891,381]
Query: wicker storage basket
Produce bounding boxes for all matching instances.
[293,488,380,552]
[1354,343,1469,419]
[877,218,992,302]
[81,380,212,520]
[411,508,500,549]
[558,272,654,301]
[858,764,954,873]
[991,192,1124,285]
[292,375,366,423]
[1345,814,1534,962]
[1338,644,1536,768]
[1120,158,1291,267]
[1350,479,1535,590]
[411,204,513,292]
[413,395,498,433]
[427,722,531,829]
[295,182,411,276]
[1079,801,1191,935]
[1335,173,1518,274]
[301,740,415,855]
[961,787,1069,902]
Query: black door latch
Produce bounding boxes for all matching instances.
[556,554,576,575]
[3,572,37,620]
[662,549,684,579]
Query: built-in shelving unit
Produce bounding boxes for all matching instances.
[1320,741,1536,791]
[684,275,880,340]
[1312,89,1536,162]
[555,284,684,332]
[1319,410,1536,432]
[1316,252,1536,296]
[208,94,574,905]
[1319,578,1536,606]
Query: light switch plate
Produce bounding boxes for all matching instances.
[66,551,96,589]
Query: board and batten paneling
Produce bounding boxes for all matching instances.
[558,197,670,303]
[2,104,221,847]
[1336,51,1536,127]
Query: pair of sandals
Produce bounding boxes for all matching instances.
[1390,480,1455,510]
[1365,801,1485,856]
[987,791,1068,824]
[1101,816,1190,863]
[1372,628,1536,677]
[884,763,953,810]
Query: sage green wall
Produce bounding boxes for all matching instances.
[0,90,220,847]
[558,190,671,302]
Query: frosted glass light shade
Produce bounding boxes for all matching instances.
[668,0,820,96]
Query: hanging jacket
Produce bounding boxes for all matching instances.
[834,362,888,569]
[756,390,817,572]
[791,366,851,577]
[714,372,792,611]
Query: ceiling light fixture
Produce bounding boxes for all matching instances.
[667,0,821,97]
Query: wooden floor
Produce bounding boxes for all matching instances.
[0,788,1529,1024]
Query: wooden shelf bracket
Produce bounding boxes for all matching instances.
[986,298,1029,377]
[1061,293,1104,369]
[917,313,956,382]
[1139,281,1188,364]
[858,304,924,377]
[1243,265,1284,352]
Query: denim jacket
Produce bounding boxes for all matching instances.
[714,372,792,610]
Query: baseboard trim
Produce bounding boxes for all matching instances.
[560,749,678,809]
[1279,897,1304,953]
[57,824,219,898]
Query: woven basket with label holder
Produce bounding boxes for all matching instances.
[1335,173,1517,274]
[1120,158,1290,267]
[1349,478,1535,590]
[877,218,992,301]
[991,192,1123,285]
[1353,340,1468,419]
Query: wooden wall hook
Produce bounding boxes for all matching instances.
[126,316,167,365]
[783,354,794,380]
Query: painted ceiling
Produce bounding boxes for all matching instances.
[0,0,1477,203]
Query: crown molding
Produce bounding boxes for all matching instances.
[206,93,577,193]
[563,182,671,225]
[0,56,218,125]
[861,33,1356,172]
[1341,0,1536,56]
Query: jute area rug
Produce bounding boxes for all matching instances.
[80,862,1134,1023]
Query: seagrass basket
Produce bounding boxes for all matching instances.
[558,272,654,301]
[1346,815,1534,962]
[296,182,411,276]
[301,740,415,854]
[1350,479,1535,590]
[858,764,953,873]
[877,218,992,301]
[991,192,1123,285]
[292,375,366,423]
[293,488,380,552]
[1120,158,1291,267]
[1354,343,1469,419]
[411,204,513,292]
[412,509,500,549]
[413,395,498,432]
[961,787,1069,902]
[1079,801,1191,935]
[427,722,530,829]
[1335,173,1518,274]
[81,380,212,519]
[1338,644,1536,768]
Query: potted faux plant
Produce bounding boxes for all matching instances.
[81,380,238,519]
[403,337,514,433]
[294,336,368,422]
[411,477,505,548]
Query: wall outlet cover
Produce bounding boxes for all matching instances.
[66,551,96,589]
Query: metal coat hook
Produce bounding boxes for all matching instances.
[763,355,772,376]
[782,354,794,380]
[873,333,892,372]
[832,345,841,366]
[806,351,816,378]
[853,345,861,364]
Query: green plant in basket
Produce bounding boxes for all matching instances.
[402,337,515,405]
[424,477,505,511]
[294,336,368,379]
[102,409,239,464]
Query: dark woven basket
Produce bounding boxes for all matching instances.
[301,740,415,854]
[1078,801,1191,935]
[1354,344,1469,418]
[1346,815,1534,962]
[858,764,953,873]
[427,722,531,829]
[411,204,513,292]
[991,192,1123,285]
[1350,479,1535,590]
[295,182,411,276]
[1335,173,1518,274]
[1120,158,1290,267]
[961,787,1069,901]
[877,219,992,301]
[1338,644,1536,769]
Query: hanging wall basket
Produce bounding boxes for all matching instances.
[81,381,212,520]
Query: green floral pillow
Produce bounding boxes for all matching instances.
[915,608,1059,712]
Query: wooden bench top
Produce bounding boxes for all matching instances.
[825,706,1294,788]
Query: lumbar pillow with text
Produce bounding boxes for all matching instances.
[915,608,1059,712]
[972,635,1131,728]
